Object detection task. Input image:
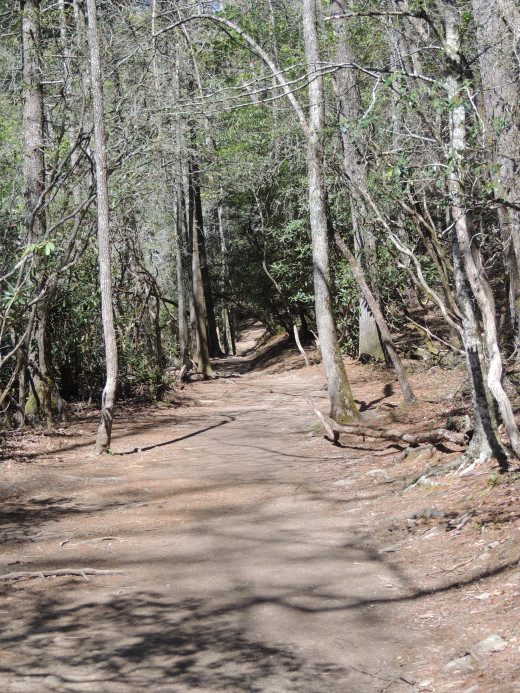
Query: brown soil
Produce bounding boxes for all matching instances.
[1,323,520,693]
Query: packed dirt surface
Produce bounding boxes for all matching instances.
[1,323,520,692]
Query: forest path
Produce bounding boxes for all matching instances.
[0,327,427,692]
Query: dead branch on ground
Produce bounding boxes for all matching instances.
[0,567,124,582]
[306,398,465,446]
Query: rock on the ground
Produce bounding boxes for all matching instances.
[365,468,389,479]
[442,654,476,673]
[472,634,507,656]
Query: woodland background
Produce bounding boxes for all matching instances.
[3,0,520,463]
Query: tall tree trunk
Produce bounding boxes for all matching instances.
[472,0,520,349]
[187,162,213,377]
[217,198,235,356]
[192,167,222,357]
[174,179,189,366]
[173,47,189,366]
[21,0,55,427]
[302,0,359,421]
[85,0,118,455]
[330,0,385,362]
[444,3,520,461]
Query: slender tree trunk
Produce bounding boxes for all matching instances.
[174,180,189,365]
[444,4,519,461]
[330,0,385,362]
[472,0,520,349]
[187,163,213,377]
[192,168,222,357]
[173,47,189,366]
[302,0,359,421]
[217,198,235,355]
[334,232,416,404]
[85,0,118,455]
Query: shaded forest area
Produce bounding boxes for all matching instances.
[2,0,520,470]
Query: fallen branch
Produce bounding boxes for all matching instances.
[0,567,124,582]
[306,398,465,446]
[305,397,339,443]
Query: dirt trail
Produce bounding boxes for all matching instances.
[4,325,518,692]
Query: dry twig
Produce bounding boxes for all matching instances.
[0,567,124,582]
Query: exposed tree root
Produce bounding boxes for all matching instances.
[0,568,124,583]
[306,398,466,447]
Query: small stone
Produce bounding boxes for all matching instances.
[365,468,389,479]
[417,681,432,689]
[442,654,475,673]
[462,686,479,693]
[422,527,441,539]
[473,592,490,600]
[472,634,507,655]
[43,675,64,689]
[487,541,500,550]
[479,552,491,561]
[333,479,354,487]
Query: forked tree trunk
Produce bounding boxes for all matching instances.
[334,232,417,404]
[85,0,118,455]
[451,235,508,468]
[302,0,359,421]
[444,4,520,462]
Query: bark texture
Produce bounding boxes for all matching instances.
[86,0,118,455]
[303,0,359,421]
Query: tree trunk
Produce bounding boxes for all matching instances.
[174,179,189,366]
[173,47,189,366]
[192,169,222,357]
[187,162,213,377]
[334,231,417,404]
[352,206,385,362]
[85,0,118,455]
[472,0,520,349]
[451,233,508,468]
[444,4,520,461]
[217,199,236,356]
[21,0,55,426]
[329,0,385,362]
[302,0,359,421]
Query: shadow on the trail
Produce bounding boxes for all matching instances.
[1,545,518,692]
[0,590,395,692]
[113,417,235,456]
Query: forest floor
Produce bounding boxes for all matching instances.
[1,322,520,693]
